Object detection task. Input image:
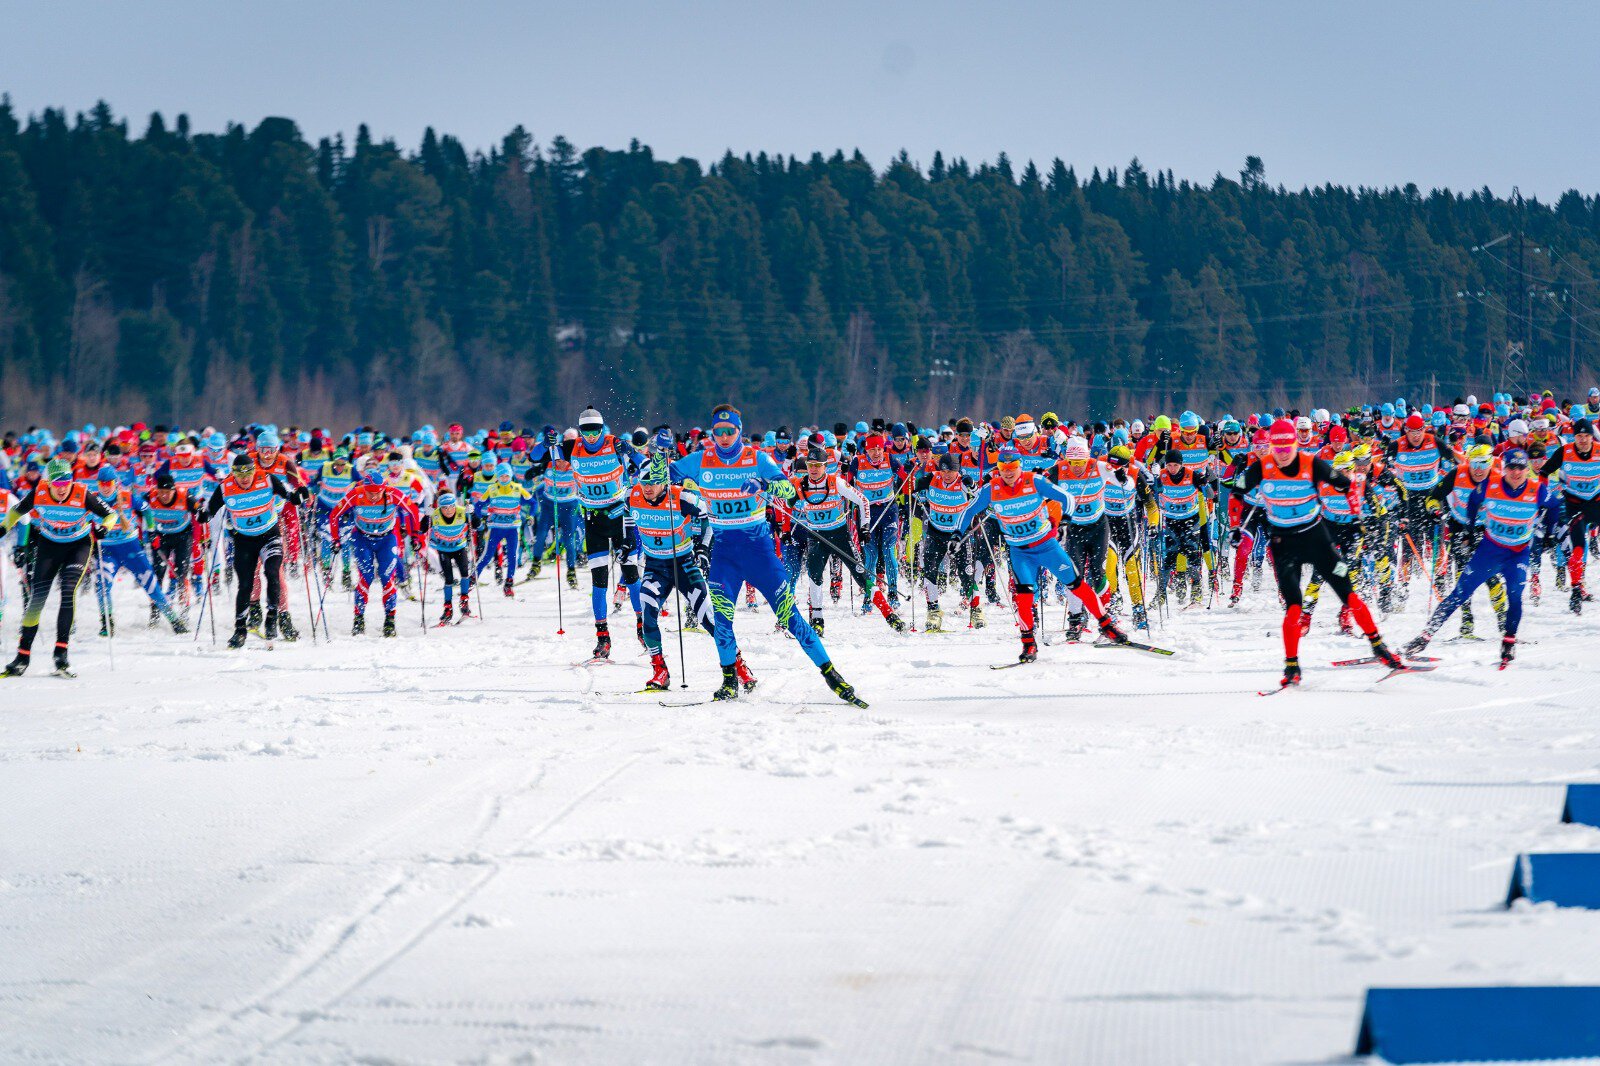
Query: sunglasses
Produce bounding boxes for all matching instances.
[711,427,740,438]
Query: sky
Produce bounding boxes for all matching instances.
[3,0,1597,200]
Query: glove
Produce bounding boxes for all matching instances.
[542,425,557,446]
[1229,528,1242,548]
[695,547,711,576]
[769,479,796,501]
[740,476,767,496]
[1542,531,1559,551]
[1424,497,1442,516]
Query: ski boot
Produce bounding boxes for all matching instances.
[829,562,843,602]
[1098,615,1130,645]
[924,605,943,633]
[734,655,758,693]
[1572,584,1585,616]
[970,602,986,629]
[169,612,189,635]
[148,604,161,629]
[460,599,473,620]
[99,616,115,638]
[1369,633,1404,669]
[565,567,580,591]
[439,602,454,625]
[3,651,29,677]
[1337,605,1353,637]
[1130,602,1147,630]
[985,571,1000,605]
[320,564,333,588]
[1404,630,1432,658]
[809,614,825,639]
[1499,635,1517,669]
[1460,606,1475,639]
[745,584,756,610]
[871,588,904,631]
[1018,632,1038,663]
[53,645,71,675]
[1280,658,1302,688]
[246,601,263,631]
[228,626,248,649]
[264,610,279,641]
[645,653,671,691]
[528,559,542,580]
[712,664,740,701]
[352,613,367,636]
[503,581,515,598]
[1189,570,1204,604]
[592,625,612,660]
[494,563,504,586]
[382,611,397,638]
[341,567,353,591]
[820,662,866,707]
[278,612,299,642]
[1227,590,1242,608]
[1530,570,1542,605]
[1298,605,1314,636]
[1064,613,1087,643]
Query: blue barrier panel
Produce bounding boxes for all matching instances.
[1562,783,1600,828]
[1505,852,1600,908]
[1355,986,1600,1063]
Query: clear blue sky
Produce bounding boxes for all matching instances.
[4,0,1596,199]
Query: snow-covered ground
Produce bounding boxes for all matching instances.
[3,559,1600,1065]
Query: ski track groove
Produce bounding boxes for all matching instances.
[233,742,649,1056]
[166,739,658,1064]
[9,564,1600,1062]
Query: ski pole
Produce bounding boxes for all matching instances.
[419,542,428,632]
[201,518,222,644]
[672,566,688,688]
[465,524,487,622]
[300,506,319,644]
[92,535,114,672]
[311,538,334,642]
[554,540,565,635]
